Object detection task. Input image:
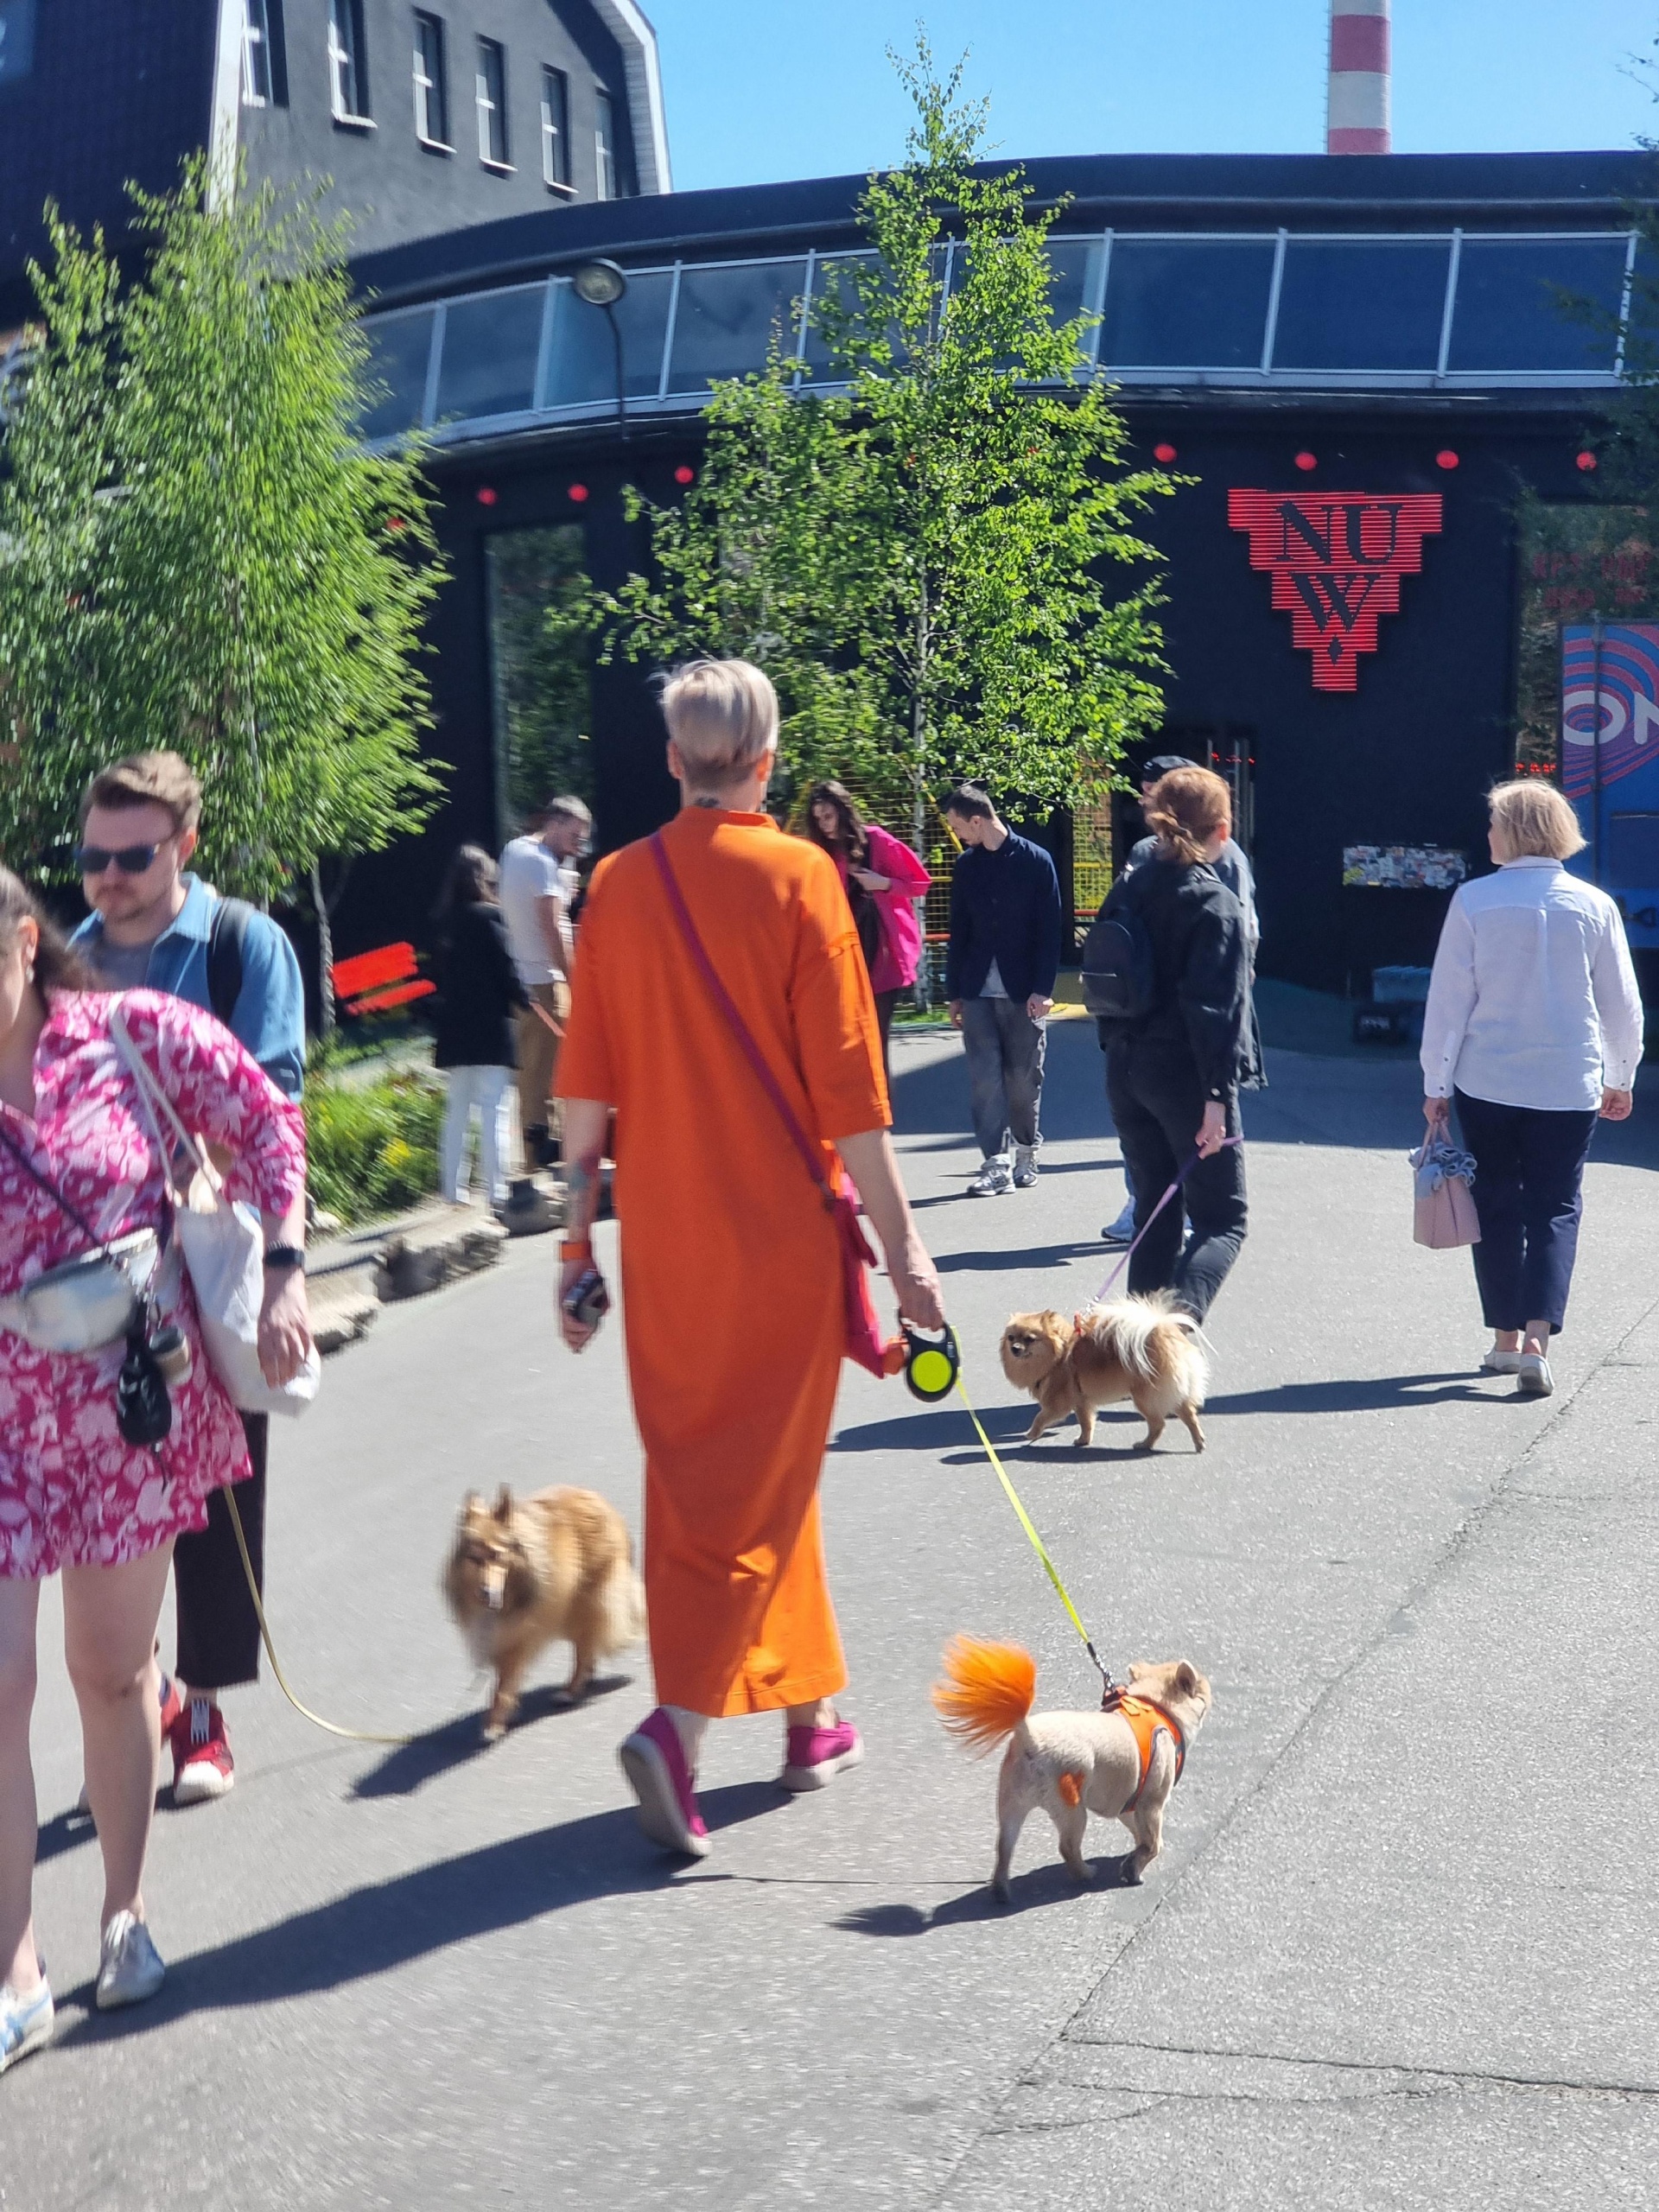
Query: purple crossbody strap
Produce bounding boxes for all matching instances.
[649,831,835,1209]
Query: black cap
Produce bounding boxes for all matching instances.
[1141,753,1194,784]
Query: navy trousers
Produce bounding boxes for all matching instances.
[1455,1089,1598,1336]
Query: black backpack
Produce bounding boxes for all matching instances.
[1080,885,1156,1023]
[207,896,253,1026]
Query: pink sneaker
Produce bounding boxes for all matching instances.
[618,1709,711,1859]
[781,1718,864,1792]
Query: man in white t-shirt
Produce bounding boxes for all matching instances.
[499,795,592,1167]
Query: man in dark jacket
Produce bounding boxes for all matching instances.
[943,784,1064,1197]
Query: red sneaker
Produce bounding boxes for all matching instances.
[170,1696,236,1806]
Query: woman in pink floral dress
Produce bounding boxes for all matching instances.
[0,870,308,2069]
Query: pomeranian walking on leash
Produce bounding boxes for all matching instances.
[443,1485,646,1738]
[1000,1292,1210,1452]
[933,1637,1212,1900]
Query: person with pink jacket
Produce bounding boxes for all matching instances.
[804,782,934,1075]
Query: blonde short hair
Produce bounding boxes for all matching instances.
[660,658,778,787]
[1488,778,1585,861]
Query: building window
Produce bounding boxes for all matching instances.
[594,86,617,200]
[540,66,570,190]
[413,11,448,145]
[327,0,369,122]
[242,0,272,104]
[475,37,509,167]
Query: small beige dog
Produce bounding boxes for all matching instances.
[1000,1293,1209,1452]
[443,1485,646,1738]
[933,1637,1213,1899]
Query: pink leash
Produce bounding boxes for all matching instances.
[1093,1135,1243,1303]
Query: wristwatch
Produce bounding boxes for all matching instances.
[263,1244,306,1274]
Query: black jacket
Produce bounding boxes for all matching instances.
[431,903,527,1070]
[944,831,1064,1002]
[1099,855,1249,1101]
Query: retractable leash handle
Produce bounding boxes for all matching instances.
[902,1321,960,1403]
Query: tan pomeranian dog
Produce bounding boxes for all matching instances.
[932,1637,1212,1900]
[443,1485,646,1739]
[999,1293,1209,1452]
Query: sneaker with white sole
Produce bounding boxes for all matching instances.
[0,1976,53,2075]
[1011,1147,1039,1190]
[780,1719,864,1792]
[1480,1348,1522,1375]
[1516,1353,1554,1397]
[967,1157,1013,1198]
[95,1914,165,2012]
[171,1696,235,1806]
[618,1708,712,1859]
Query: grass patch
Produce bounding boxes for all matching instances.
[304,1066,445,1227]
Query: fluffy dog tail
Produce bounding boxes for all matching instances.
[931,1637,1037,1753]
[1084,1292,1210,1404]
[600,1556,648,1652]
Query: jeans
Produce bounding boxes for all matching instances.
[961,996,1046,1160]
[442,1065,513,1205]
[1455,1088,1598,1335]
[174,1413,265,1692]
[1106,1044,1248,1322]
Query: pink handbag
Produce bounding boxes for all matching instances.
[1411,1137,1481,1249]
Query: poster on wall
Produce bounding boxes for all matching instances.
[1342,846,1467,890]
[1229,492,1444,691]
[1561,623,1659,946]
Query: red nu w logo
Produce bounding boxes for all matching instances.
[1228,491,1443,691]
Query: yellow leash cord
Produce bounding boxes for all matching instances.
[224,1486,415,1747]
[953,1377,1116,1691]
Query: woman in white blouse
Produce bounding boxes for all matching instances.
[1421,779,1643,1398]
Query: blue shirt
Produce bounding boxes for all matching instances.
[72,874,307,1101]
[944,831,1064,1004]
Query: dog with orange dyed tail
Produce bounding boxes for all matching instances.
[932,1637,1212,1900]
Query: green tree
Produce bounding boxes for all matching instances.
[0,160,446,1030]
[577,41,1175,854]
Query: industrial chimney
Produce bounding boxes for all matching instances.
[1326,0,1390,155]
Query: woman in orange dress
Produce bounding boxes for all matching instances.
[556,658,944,1859]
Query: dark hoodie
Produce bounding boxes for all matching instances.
[1098,855,1250,1102]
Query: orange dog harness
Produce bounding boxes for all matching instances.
[1057,1690,1188,1810]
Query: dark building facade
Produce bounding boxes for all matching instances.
[0,0,668,328]
[335,150,1654,997]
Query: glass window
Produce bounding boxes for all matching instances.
[434,287,544,423]
[540,67,569,188]
[0,0,38,89]
[327,0,367,120]
[486,527,596,836]
[595,86,617,200]
[667,260,808,393]
[1045,238,1105,335]
[1272,238,1450,372]
[543,269,674,406]
[1099,238,1276,369]
[1448,238,1629,373]
[360,308,436,441]
[413,12,448,144]
[243,0,272,104]
[475,36,507,166]
[801,252,889,377]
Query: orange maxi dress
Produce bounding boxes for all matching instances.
[556,808,891,1717]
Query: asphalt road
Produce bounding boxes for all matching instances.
[10,1020,1659,2209]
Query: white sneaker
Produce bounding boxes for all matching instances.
[968,1157,1013,1198]
[1516,1353,1554,1398]
[0,1977,54,2074]
[96,1913,165,2012]
[1480,1348,1522,1375]
[1012,1147,1039,1190]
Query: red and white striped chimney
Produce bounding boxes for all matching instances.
[1326,0,1390,156]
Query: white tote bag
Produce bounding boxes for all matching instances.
[111,1007,320,1418]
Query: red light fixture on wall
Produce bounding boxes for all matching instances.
[1153,442,1178,465]
[1577,450,1599,472]
[568,482,589,503]
[1435,449,1459,470]
[475,486,499,506]
[674,463,696,485]
[1294,450,1318,472]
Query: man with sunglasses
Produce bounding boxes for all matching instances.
[71,750,306,1807]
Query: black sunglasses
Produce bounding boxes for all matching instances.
[75,842,163,876]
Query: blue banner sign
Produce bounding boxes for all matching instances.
[1562,623,1659,948]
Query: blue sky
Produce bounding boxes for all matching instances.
[645,1,1659,193]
